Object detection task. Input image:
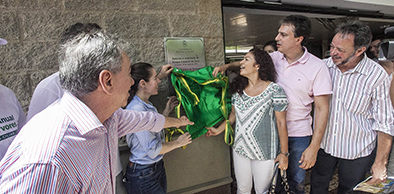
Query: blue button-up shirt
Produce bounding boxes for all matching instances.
[125,95,165,165]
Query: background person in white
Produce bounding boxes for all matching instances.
[0,84,26,160]
[26,72,63,121]
[0,38,26,160]
[310,21,394,194]
[26,23,102,121]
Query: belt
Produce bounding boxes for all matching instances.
[128,159,162,168]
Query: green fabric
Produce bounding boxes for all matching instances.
[171,66,232,143]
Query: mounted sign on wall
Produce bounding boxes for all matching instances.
[164,37,206,71]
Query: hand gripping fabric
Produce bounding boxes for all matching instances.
[170,66,233,145]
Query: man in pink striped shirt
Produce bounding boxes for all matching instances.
[0,27,193,193]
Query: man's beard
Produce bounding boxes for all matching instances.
[333,51,356,66]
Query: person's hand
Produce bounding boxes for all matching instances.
[176,116,194,128]
[174,132,192,147]
[157,64,174,79]
[205,126,222,137]
[367,162,388,184]
[163,96,179,116]
[299,145,319,169]
[212,65,228,77]
[275,154,289,170]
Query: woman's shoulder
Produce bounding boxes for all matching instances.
[231,91,241,99]
[126,97,147,111]
[270,82,285,92]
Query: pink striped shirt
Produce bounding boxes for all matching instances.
[321,55,394,159]
[0,91,165,193]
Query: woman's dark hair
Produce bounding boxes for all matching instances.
[128,62,154,100]
[264,40,277,51]
[230,48,277,95]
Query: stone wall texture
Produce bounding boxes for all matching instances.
[0,0,231,193]
[0,0,225,110]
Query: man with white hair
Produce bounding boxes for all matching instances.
[0,29,193,193]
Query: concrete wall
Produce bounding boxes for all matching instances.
[0,0,232,193]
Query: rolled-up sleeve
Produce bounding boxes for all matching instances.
[372,77,394,135]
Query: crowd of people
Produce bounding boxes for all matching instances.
[0,14,393,194]
[211,15,394,194]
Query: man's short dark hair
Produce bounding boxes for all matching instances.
[335,20,372,50]
[60,23,102,44]
[280,15,311,46]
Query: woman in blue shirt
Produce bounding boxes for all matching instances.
[123,62,192,194]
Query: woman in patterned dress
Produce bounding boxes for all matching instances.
[206,48,289,194]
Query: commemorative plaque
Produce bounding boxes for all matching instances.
[164,37,205,70]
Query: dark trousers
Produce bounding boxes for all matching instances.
[275,136,311,194]
[123,159,167,194]
[310,149,375,194]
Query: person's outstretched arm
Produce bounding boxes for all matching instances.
[212,61,241,77]
[205,106,235,136]
[163,116,194,129]
[157,64,174,79]
[159,132,192,154]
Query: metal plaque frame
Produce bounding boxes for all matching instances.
[164,37,206,71]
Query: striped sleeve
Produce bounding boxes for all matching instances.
[371,75,394,135]
[115,109,165,137]
[0,163,76,193]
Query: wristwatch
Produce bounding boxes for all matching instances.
[280,152,290,157]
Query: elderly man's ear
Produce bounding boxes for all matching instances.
[99,70,114,94]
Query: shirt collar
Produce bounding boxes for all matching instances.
[61,91,105,135]
[352,54,370,76]
[279,46,310,66]
[329,53,370,76]
[134,95,156,110]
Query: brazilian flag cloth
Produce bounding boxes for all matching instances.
[170,66,233,145]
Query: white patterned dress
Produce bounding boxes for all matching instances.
[232,82,288,160]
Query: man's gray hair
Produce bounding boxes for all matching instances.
[59,30,124,98]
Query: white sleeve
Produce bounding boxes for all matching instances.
[27,87,62,121]
[16,98,26,131]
